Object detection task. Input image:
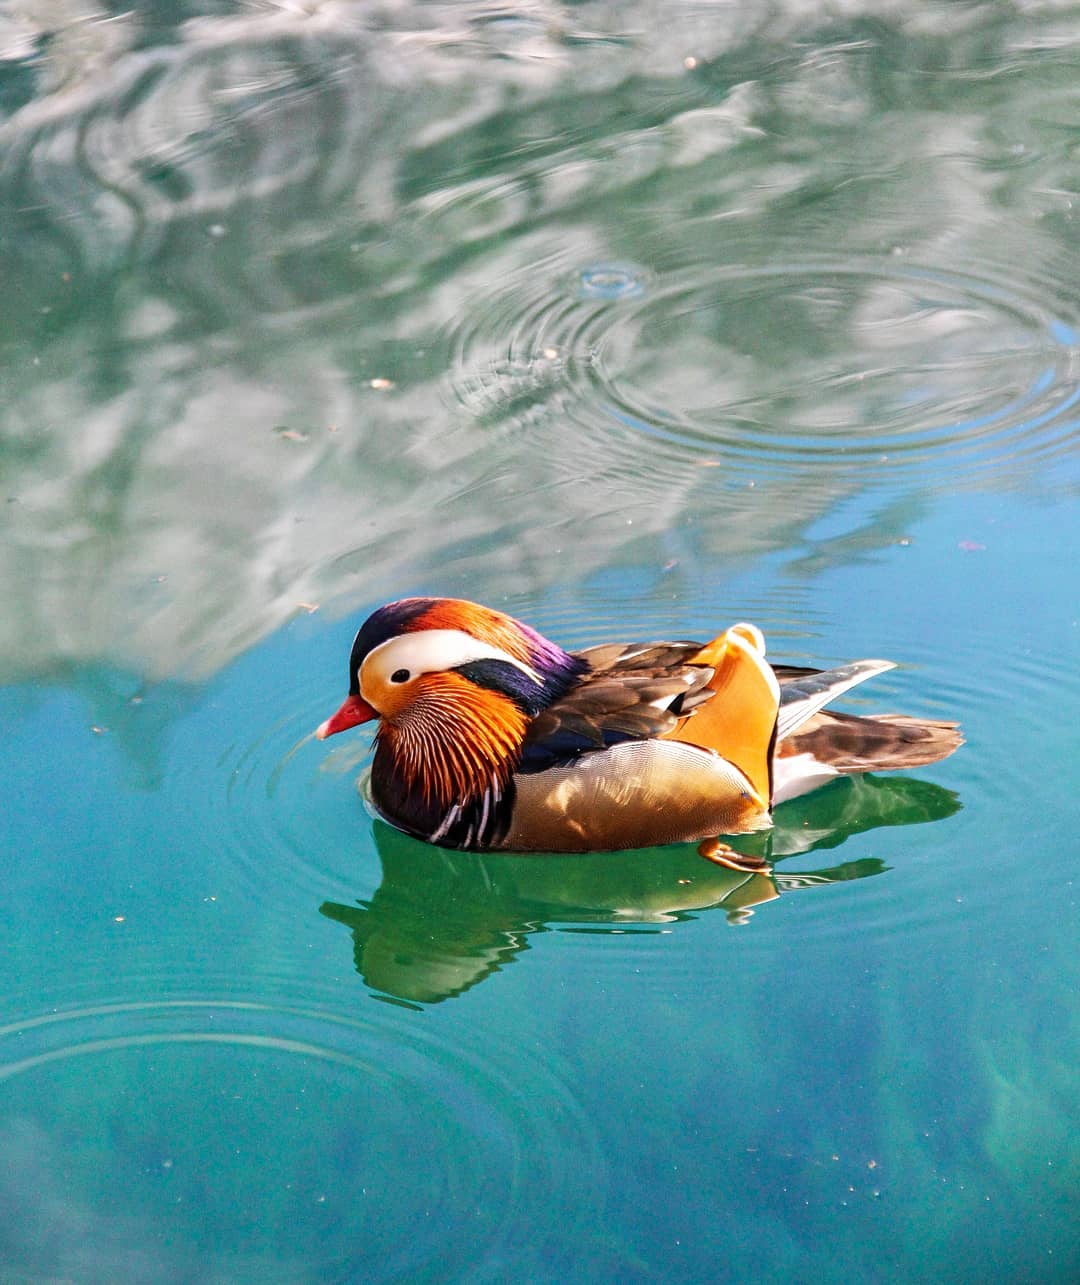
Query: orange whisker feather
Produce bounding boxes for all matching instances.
[384,673,527,810]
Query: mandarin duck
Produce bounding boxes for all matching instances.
[316,597,961,871]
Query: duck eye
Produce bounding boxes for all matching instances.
[390,668,411,684]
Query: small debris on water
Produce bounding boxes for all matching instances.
[369,377,394,390]
[295,602,320,614]
[958,540,985,552]
[91,725,107,735]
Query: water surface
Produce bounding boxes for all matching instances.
[1,2,1077,1280]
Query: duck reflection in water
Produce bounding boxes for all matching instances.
[321,774,959,1006]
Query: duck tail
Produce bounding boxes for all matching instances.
[774,710,963,803]
[780,710,964,772]
[770,661,961,804]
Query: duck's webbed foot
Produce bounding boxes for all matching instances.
[697,837,773,876]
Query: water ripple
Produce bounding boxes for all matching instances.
[209,660,378,906]
[0,998,603,1278]
[447,252,1080,488]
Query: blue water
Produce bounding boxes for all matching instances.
[3,482,1076,1280]
[2,2,1079,1280]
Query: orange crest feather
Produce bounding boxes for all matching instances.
[412,599,534,666]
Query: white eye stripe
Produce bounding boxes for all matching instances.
[360,629,543,692]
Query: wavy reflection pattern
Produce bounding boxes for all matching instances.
[1,3,1079,682]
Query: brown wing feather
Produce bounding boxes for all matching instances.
[528,634,780,798]
[522,647,715,767]
[525,631,959,804]
[573,641,705,673]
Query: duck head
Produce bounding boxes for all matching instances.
[316,597,587,840]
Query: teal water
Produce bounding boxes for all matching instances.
[1,2,1078,1280]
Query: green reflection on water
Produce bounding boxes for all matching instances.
[323,774,959,1005]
